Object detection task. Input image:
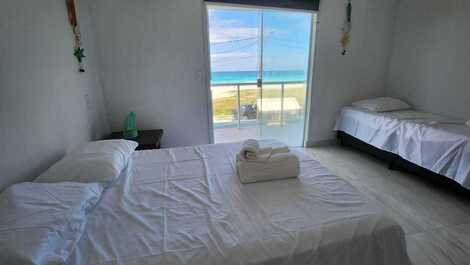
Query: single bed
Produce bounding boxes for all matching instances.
[66,140,410,265]
[335,106,470,190]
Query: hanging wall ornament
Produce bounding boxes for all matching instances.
[341,0,352,55]
[66,0,86,72]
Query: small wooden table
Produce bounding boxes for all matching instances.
[108,129,163,150]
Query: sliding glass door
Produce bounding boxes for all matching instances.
[208,5,314,146]
[259,10,312,146]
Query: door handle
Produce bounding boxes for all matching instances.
[257,78,262,87]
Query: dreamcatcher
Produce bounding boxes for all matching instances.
[341,0,352,55]
[66,0,85,72]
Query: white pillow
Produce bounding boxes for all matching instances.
[0,182,103,265]
[35,140,137,184]
[352,97,411,112]
[466,120,470,127]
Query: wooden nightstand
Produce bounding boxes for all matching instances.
[108,129,163,150]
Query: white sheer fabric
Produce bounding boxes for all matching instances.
[0,182,103,265]
[67,140,410,265]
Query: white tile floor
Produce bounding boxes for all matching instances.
[304,145,470,265]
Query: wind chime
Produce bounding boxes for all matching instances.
[341,0,352,55]
[66,0,85,72]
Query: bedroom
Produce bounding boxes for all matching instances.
[0,0,469,265]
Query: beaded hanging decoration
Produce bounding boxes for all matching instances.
[66,0,85,72]
[341,0,352,55]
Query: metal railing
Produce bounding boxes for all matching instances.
[211,81,306,129]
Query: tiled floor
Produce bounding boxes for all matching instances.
[304,145,470,265]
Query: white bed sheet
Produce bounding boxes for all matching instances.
[67,140,410,265]
[0,182,103,265]
[335,107,470,189]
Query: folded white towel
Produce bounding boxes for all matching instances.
[239,139,290,161]
[271,146,290,155]
[239,139,260,160]
[237,152,300,184]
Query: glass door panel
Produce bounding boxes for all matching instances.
[208,7,261,143]
[260,10,312,146]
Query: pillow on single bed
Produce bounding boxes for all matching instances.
[0,182,103,265]
[352,97,411,112]
[35,140,138,185]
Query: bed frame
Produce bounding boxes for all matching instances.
[337,130,470,195]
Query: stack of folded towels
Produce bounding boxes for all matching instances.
[236,139,300,184]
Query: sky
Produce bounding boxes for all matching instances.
[208,7,312,73]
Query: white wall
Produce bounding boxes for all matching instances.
[0,0,109,189]
[91,0,211,148]
[386,0,470,119]
[91,0,397,147]
[307,0,398,145]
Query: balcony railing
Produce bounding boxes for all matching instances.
[211,81,306,129]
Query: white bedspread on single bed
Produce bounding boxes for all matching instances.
[335,106,470,189]
[67,140,410,265]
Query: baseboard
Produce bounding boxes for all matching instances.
[305,139,339,147]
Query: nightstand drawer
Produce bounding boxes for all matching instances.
[107,129,163,150]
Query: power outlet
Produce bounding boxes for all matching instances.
[84,93,92,110]
[195,70,203,81]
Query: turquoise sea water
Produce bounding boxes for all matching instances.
[211,70,307,85]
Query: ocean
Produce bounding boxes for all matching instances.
[211,70,307,85]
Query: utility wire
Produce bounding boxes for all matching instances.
[211,40,258,55]
[210,36,258,45]
[211,56,255,66]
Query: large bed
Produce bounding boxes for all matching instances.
[335,106,470,190]
[61,140,410,265]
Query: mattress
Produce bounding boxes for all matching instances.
[335,106,470,189]
[67,140,410,265]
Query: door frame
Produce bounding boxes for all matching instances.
[201,3,214,144]
[302,12,319,147]
[202,2,318,146]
